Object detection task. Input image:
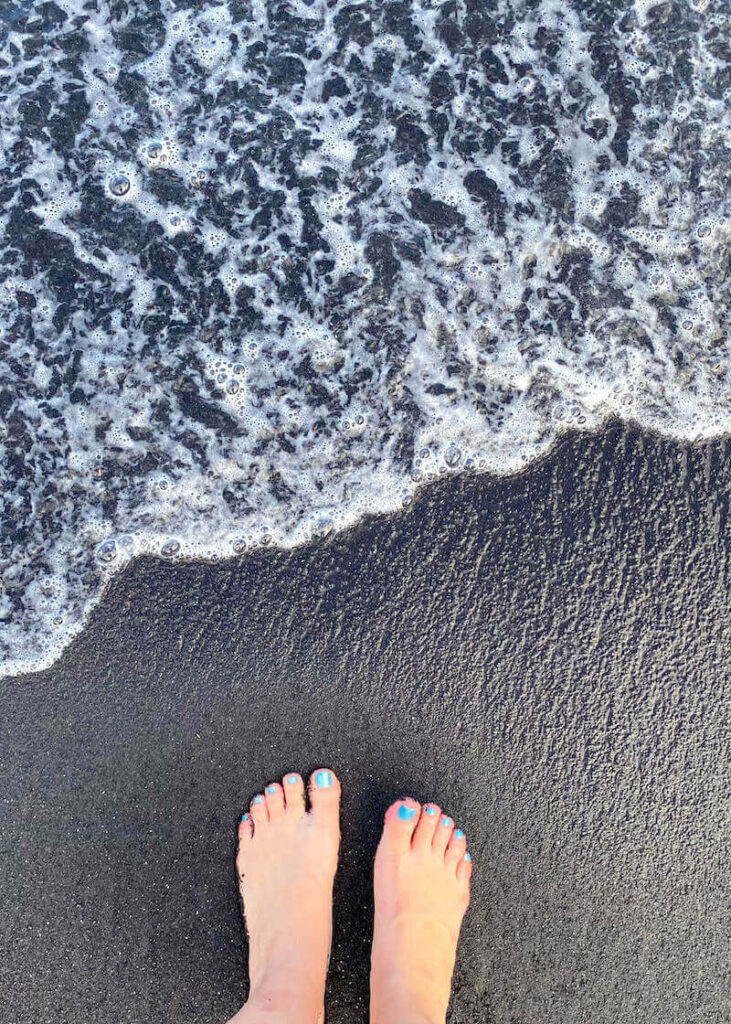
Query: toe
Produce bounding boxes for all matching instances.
[250,793,268,826]
[238,811,254,844]
[413,803,441,851]
[235,812,253,878]
[282,772,306,817]
[307,768,341,826]
[264,782,285,819]
[445,827,467,870]
[456,850,473,886]
[382,798,421,851]
[432,812,453,854]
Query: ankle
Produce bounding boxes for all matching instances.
[370,975,447,1024]
[371,1003,441,1024]
[233,983,320,1024]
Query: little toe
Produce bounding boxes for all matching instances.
[446,827,467,869]
[456,850,473,886]
[238,811,254,843]
[308,768,341,826]
[250,793,268,825]
[432,812,453,854]
[282,772,306,817]
[382,798,422,851]
[264,782,285,818]
[413,803,441,850]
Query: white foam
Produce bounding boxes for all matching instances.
[1,0,729,676]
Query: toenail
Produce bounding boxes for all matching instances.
[425,806,437,815]
[441,816,451,827]
[315,770,332,788]
[241,813,248,822]
[286,775,298,784]
[455,829,465,839]
[464,853,471,862]
[398,804,417,821]
[267,785,277,794]
[253,796,263,804]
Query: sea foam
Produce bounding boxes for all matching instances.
[1,0,729,676]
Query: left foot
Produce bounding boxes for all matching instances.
[228,769,341,1024]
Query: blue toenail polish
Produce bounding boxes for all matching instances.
[441,816,451,827]
[241,813,248,822]
[267,785,277,794]
[425,806,437,815]
[465,853,471,862]
[287,775,298,784]
[253,796,263,804]
[455,829,465,839]
[315,770,332,788]
[398,804,417,821]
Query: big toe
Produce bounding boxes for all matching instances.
[307,768,341,828]
[380,798,421,852]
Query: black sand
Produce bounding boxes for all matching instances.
[2,423,730,1023]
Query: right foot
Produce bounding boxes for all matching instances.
[229,769,341,1024]
[370,799,472,1024]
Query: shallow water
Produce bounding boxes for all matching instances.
[1,0,729,675]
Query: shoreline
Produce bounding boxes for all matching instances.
[3,417,719,684]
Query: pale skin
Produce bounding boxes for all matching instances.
[227,769,472,1024]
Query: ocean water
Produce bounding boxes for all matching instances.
[1,0,729,677]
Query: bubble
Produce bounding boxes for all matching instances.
[147,141,164,160]
[697,224,711,238]
[161,538,181,557]
[518,75,536,94]
[96,539,117,563]
[233,538,247,553]
[226,379,240,395]
[108,174,131,197]
[445,446,462,467]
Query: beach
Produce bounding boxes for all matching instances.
[2,423,729,1023]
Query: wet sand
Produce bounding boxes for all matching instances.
[2,422,730,1023]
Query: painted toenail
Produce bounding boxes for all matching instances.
[315,770,332,788]
[465,853,471,862]
[441,816,451,827]
[267,785,277,794]
[455,829,465,839]
[241,813,248,822]
[425,806,437,815]
[287,775,298,784]
[398,804,417,821]
[253,796,263,804]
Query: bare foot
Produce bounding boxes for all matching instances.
[227,769,341,1024]
[370,799,472,1024]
